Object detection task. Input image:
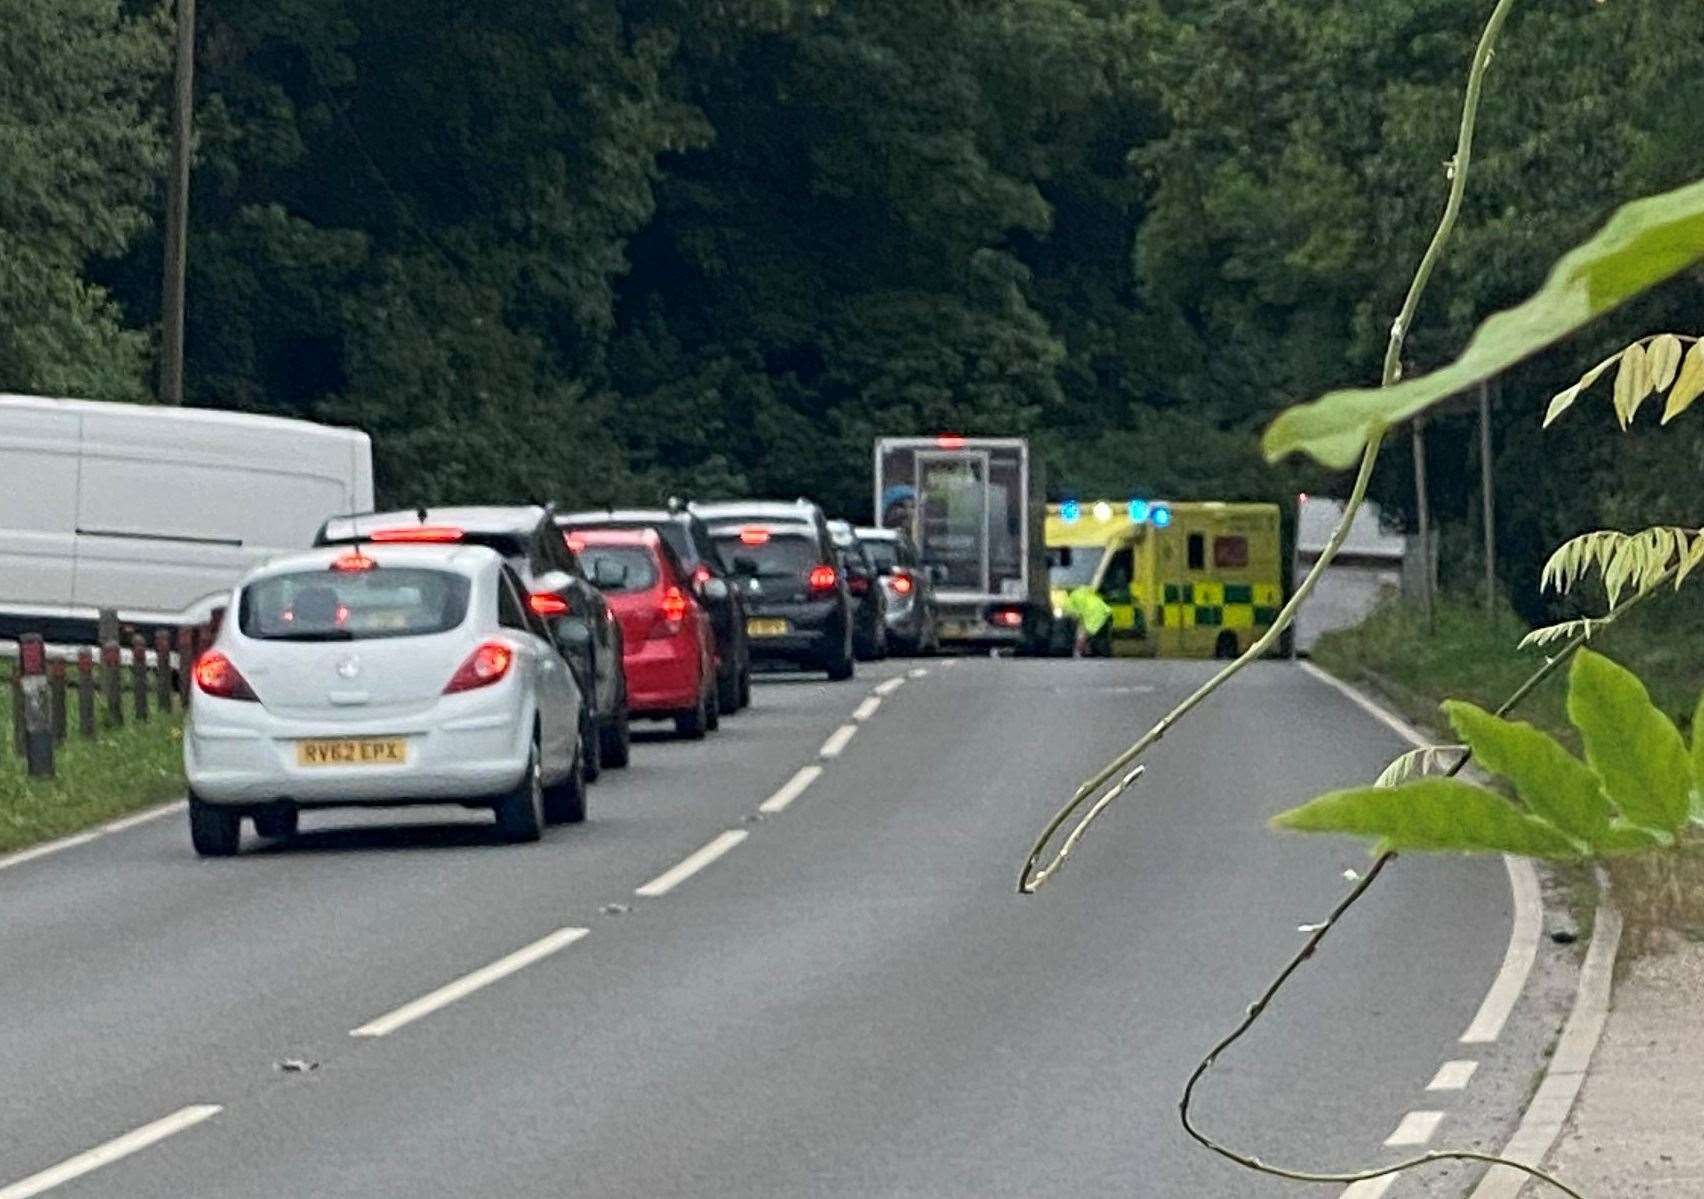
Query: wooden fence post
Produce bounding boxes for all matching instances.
[177,627,195,708]
[77,649,97,738]
[10,663,23,757]
[132,635,151,723]
[18,635,55,777]
[154,629,174,714]
[102,640,124,729]
[50,659,69,743]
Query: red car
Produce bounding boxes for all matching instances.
[568,527,721,739]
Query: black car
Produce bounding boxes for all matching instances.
[315,506,631,774]
[827,519,888,660]
[556,507,753,712]
[690,500,856,682]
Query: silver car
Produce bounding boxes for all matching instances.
[854,526,939,655]
[183,543,587,855]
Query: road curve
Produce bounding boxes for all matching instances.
[0,658,1512,1197]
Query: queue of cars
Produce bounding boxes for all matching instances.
[182,498,938,855]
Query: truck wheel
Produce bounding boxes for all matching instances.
[495,741,545,843]
[189,795,241,857]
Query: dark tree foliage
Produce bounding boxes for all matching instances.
[7,0,1699,617]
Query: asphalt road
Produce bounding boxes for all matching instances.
[0,657,1514,1197]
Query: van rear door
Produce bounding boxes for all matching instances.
[0,399,81,612]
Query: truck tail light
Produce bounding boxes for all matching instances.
[990,608,1023,629]
[444,641,514,693]
[194,651,258,701]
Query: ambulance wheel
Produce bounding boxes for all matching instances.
[1213,631,1240,659]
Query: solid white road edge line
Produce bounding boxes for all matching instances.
[1426,1059,1480,1091]
[1468,900,1622,1199]
[1297,661,1542,1046]
[350,927,590,1038]
[874,677,906,696]
[0,1104,221,1199]
[852,697,881,722]
[759,766,823,815]
[819,724,858,758]
[0,800,186,876]
[1383,1110,1445,1148]
[634,830,748,899]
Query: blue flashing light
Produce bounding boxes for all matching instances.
[1151,504,1173,529]
[1128,499,1150,524]
[1060,499,1081,524]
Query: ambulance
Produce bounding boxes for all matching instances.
[1048,499,1283,658]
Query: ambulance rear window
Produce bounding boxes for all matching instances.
[1214,536,1249,568]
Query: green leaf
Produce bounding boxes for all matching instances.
[1612,341,1651,428]
[1270,778,1585,858]
[1692,690,1704,824]
[1443,701,1610,843]
[1262,176,1704,467]
[1595,820,1672,856]
[1567,650,1693,834]
[1663,341,1704,424]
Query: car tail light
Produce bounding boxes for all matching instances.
[650,586,691,638]
[444,641,514,694]
[193,651,258,701]
[848,574,869,595]
[330,553,376,573]
[370,526,464,543]
[564,533,587,553]
[528,593,569,617]
[691,564,712,588]
[739,527,771,546]
[990,608,1023,628]
[889,572,915,597]
[807,564,837,594]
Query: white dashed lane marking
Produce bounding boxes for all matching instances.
[852,697,881,722]
[0,1104,222,1199]
[759,766,823,815]
[874,677,906,696]
[349,927,590,1038]
[1427,1060,1479,1091]
[819,725,857,758]
[1383,1110,1445,1148]
[634,830,748,899]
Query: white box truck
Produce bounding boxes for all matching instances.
[873,436,1050,650]
[0,395,374,641]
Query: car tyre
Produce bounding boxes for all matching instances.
[252,806,298,840]
[675,689,710,739]
[600,704,631,768]
[717,663,741,716]
[495,740,545,843]
[825,645,855,682]
[188,795,241,858]
[705,677,721,731]
[545,737,588,825]
[582,712,603,784]
[738,665,753,710]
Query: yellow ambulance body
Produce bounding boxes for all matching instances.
[1050,500,1282,658]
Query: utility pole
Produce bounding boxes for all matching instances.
[1411,417,1434,633]
[159,0,195,404]
[1479,381,1496,613]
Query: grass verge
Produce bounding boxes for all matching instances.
[1,665,185,857]
[1311,589,1703,956]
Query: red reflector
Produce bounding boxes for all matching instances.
[991,608,1023,628]
[848,575,869,595]
[331,553,375,573]
[335,604,350,626]
[890,573,915,596]
[369,526,464,543]
[565,533,587,553]
[528,593,570,617]
[193,651,258,701]
[936,434,967,449]
[739,527,771,546]
[444,641,514,694]
[691,564,712,587]
[807,564,837,593]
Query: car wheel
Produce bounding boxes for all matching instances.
[825,645,855,682]
[874,625,890,661]
[705,677,721,731]
[600,704,631,769]
[717,662,741,716]
[188,795,241,858]
[738,665,753,710]
[545,737,588,825]
[495,740,545,843]
[581,712,603,784]
[675,689,709,739]
[252,805,298,840]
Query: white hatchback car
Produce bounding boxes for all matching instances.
[184,543,587,856]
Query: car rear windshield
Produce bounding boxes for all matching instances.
[576,546,660,593]
[862,540,899,573]
[240,568,471,641]
[570,521,694,567]
[714,532,819,577]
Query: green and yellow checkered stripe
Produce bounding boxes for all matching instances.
[1160,582,1282,629]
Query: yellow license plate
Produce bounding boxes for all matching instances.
[295,738,407,767]
[747,618,790,638]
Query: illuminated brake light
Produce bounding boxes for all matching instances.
[193,651,258,701]
[991,608,1023,629]
[444,641,514,694]
[807,564,837,593]
[661,586,689,625]
[936,434,967,449]
[739,527,771,546]
[889,572,915,596]
[528,593,570,617]
[331,553,375,573]
[369,526,464,543]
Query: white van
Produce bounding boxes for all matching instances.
[0,395,373,640]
